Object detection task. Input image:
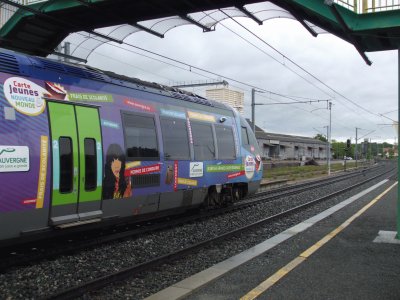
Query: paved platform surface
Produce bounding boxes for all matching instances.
[146,178,399,300]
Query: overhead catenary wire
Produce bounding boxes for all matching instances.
[2,2,381,117]
[217,9,384,119]
[58,19,377,133]
[73,32,331,104]
[81,35,345,129]
[1,2,395,139]
[214,9,396,138]
[196,8,385,134]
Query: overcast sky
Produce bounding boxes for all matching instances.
[81,14,398,144]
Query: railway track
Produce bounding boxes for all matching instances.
[42,164,396,300]
[0,164,383,272]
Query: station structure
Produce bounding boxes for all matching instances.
[0,0,399,232]
[206,87,245,115]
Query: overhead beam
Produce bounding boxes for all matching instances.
[78,0,164,39]
[235,6,263,25]
[0,0,123,45]
[286,7,318,37]
[326,2,372,65]
[172,80,229,88]
[131,23,164,38]
[180,15,213,32]
[90,30,123,44]
[52,51,88,63]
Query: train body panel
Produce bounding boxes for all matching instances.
[0,48,262,242]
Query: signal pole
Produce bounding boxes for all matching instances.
[328,101,332,175]
[355,127,359,167]
[251,88,255,133]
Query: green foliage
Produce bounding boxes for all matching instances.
[313,133,327,142]
[263,161,358,181]
[331,141,351,159]
[331,141,393,159]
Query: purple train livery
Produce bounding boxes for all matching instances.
[0,48,262,243]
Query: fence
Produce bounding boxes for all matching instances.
[0,0,46,27]
[335,0,400,13]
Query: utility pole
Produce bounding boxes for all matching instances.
[397,48,400,239]
[369,138,372,161]
[355,127,359,168]
[251,88,255,133]
[328,101,332,175]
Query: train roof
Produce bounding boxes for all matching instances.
[0,47,233,110]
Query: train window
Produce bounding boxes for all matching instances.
[215,125,236,159]
[191,122,215,160]
[84,138,97,191]
[240,116,262,154]
[241,126,250,145]
[122,113,159,160]
[59,137,73,193]
[160,117,190,160]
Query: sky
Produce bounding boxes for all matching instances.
[74,8,398,145]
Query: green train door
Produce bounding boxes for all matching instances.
[48,102,103,226]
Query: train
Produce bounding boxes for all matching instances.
[0,47,262,244]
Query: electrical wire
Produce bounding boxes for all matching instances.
[1,2,396,138]
[218,9,385,119]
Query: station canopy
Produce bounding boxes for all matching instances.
[1,0,400,64]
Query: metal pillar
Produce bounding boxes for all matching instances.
[64,42,70,63]
[251,88,255,133]
[397,48,400,239]
[328,101,332,175]
[355,127,359,167]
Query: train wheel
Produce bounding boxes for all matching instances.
[232,186,240,202]
[208,187,222,207]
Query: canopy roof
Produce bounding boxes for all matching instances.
[0,0,400,63]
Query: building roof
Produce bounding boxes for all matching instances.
[1,0,400,59]
[246,119,327,145]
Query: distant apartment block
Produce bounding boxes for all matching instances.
[206,87,244,114]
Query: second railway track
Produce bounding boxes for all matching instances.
[0,162,393,300]
[0,163,385,272]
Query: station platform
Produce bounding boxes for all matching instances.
[146,178,399,300]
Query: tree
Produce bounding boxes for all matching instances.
[331,141,354,159]
[313,134,327,142]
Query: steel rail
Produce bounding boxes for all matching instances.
[0,164,384,271]
[44,167,396,300]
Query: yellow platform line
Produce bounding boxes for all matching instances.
[240,181,398,300]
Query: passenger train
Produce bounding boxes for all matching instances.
[0,48,262,243]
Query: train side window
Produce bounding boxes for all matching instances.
[241,126,250,145]
[84,138,97,191]
[122,113,159,160]
[215,125,236,159]
[59,137,73,193]
[191,122,215,161]
[160,117,190,160]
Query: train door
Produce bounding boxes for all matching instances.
[48,102,103,225]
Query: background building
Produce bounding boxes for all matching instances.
[247,121,330,160]
[206,87,244,114]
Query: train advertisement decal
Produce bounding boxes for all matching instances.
[124,98,155,112]
[0,145,29,172]
[244,155,256,179]
[103,143,132,199]
[0,49,263,242]
[190,162,203,178]
[68,92,113,103]
[3,77,47,116]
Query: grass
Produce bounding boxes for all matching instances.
[263,161,359,182]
